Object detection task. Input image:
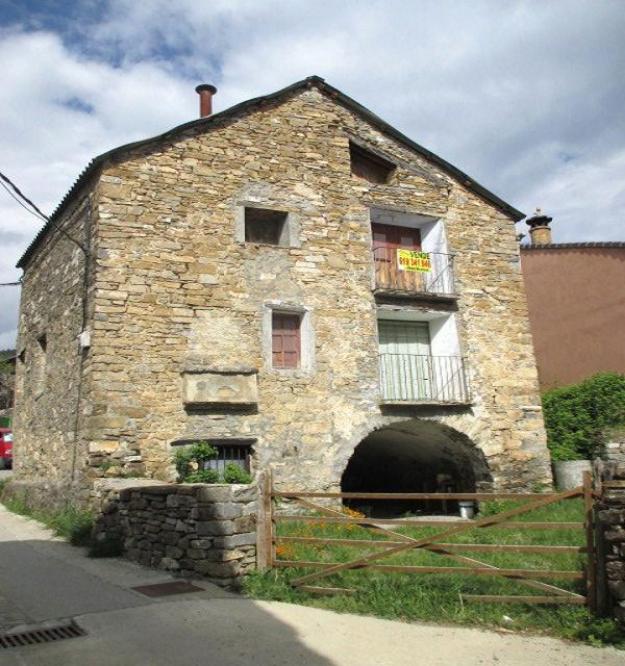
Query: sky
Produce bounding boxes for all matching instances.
[1,0,624,349]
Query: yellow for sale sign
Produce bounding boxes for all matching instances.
[397,249,431,272]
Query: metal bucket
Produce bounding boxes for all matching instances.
[553,460,592,490]
[458,501,475,519]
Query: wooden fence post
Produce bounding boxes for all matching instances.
[583,470,597,612]
[256,468,274,571]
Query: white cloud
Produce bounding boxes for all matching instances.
[0,0,624,348]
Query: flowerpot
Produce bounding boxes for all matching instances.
[552,460,591,490]
[458,500,475,519]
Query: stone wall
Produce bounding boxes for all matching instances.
[85,86,551,492]
[603,433,625,464]
[92,481,258,587]
[11,187,99,509]
[596,462,625,624]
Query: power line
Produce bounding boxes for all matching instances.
[0,281,21,287]
[0,170,49,221]
[0,179,47,223]
[0,169,90,257]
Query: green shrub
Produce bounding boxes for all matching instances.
[185,469,220,484]
[542,372,625,461]
[173,441,253,484]
[1,499,93,547]
[54,509,94,547]
[222,463,253,484]
[174,441,218,482]
[478,499,508,517]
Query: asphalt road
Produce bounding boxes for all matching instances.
[0,504,622,666]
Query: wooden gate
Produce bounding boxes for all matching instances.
[257,471,598,609]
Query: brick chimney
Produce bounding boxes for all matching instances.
[195,84,217,118]
[526,208,553,245]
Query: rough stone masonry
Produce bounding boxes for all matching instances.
[91,481,258,587]
[596,461,625,625]
[10,77,553,510]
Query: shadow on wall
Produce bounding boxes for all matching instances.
[341,419,492,517]
[0,534,335,666]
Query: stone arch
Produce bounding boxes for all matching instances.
[340,418,492,516]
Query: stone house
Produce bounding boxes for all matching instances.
[12,76,552,509]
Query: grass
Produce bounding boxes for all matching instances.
[2,495,94,547]
[245,498,625,648]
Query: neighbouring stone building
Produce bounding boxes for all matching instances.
[11,76,553,510]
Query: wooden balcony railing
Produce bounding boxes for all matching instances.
[379,353,470,404]
[373,248,456,296]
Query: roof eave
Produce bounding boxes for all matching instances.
[17,74,524,268]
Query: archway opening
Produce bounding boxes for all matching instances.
[341,421,491,517]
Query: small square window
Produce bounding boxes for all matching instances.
[171,440,254,475]
[245,207,288,245]
[272,312,301,369]
[205,441,253,474]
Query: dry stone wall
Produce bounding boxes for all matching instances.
[596,463,625,624]
[92,481,257,587]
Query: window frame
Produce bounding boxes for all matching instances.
[262,302,314,375]
[349,141,396,184]
[244,207,288,245]
[271,312,302,369]
[235,203,300,248]
[171,439,254,474]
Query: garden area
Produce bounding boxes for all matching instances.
[246,496,625,647]
[246,373,625,647]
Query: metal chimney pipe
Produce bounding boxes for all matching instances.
[195,84,217,118]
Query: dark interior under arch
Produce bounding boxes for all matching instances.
[341,421,491,517]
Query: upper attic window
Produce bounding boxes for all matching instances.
[349,141,395,184]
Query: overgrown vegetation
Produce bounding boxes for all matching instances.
[245,498,625,648]
[542,372,625,461]
[173,441,252,484]
[2,495,94,546]
[1,493,127,558]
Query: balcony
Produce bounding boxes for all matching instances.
[379,353,470,404]
[373,248,456,298]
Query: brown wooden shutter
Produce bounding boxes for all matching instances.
[272,313,301,368]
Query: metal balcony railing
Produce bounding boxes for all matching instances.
[379,353,470,404]
[373,248,456,296]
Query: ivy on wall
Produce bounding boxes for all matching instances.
[542,372,625,461]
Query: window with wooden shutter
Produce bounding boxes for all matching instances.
[349,141,396,184]
[272,313,301,369]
